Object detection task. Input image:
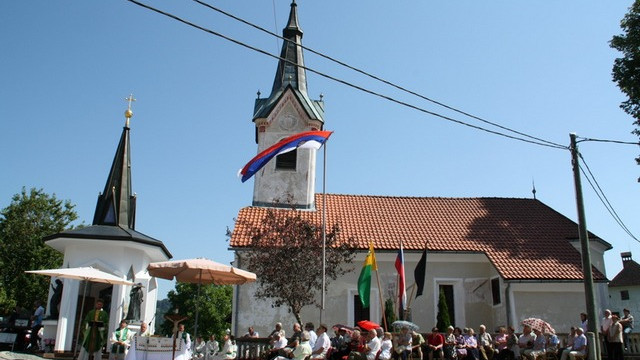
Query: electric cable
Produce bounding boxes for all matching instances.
[190,0,566,149]
[125,0,567,150]
[578,153,639,242]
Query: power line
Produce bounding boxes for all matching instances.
[578,136,640,146]
[578,153,639,243]
[125,0,567,150]
[190,0,566,149]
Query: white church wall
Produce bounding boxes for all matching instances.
[509,282,586,333]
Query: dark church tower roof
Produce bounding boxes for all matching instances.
[92,110,136,228]
[44,97,171,260]
[252,0,324,132]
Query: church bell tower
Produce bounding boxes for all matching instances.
[251,1,324,209]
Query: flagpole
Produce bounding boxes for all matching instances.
[320,139,327,324]
[374,267,387,331]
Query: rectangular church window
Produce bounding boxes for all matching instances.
[276,149,297,170]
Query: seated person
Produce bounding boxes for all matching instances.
[412,331,425,360]
[477,325,493,360]
[394,327,412,360]
[426,327,445,360]
[310,324,331,360]
[526,330,545,360]
[194,336,206,358]
[348,330,381,360]
[380,332,393,360]
[463,328,479,360]
[559,328,586,360]
[518,325,536,360]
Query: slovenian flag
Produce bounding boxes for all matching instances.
[395,241,407,316]
[238,130,333,183]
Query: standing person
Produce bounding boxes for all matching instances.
[620,308,634,351]
[601,309,613,356]
[579,313,588,332]
[608,315,624,360]
[79,299,110,360]
[477,325,493,360]
[177,323,192,356]
[30,300,45,352]
[110,320,132,360]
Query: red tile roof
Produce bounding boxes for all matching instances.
[230,194,608,281]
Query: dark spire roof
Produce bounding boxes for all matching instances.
[609,252,640,287]
[92,122,135,228]
[45,105,172,260]
[253,1,324,131]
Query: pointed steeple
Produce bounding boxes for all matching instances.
[272,0,305,94]
[92,95,137,229]
[253,0,324,132]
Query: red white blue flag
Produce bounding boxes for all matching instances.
[395,241,407,315]
[238,130,333,183]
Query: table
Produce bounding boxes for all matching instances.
[125,335,190,360]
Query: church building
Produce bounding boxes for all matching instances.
[229,1,612,335]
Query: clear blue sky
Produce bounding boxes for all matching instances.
[1,1,639,299]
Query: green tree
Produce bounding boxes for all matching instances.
[436,288,451,331]
[382,298,396,331]
[159,283,232,339]
[0,187,78,312]
[611,0,640,169]
[240,208,356,324]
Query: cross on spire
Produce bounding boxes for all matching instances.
[124,94,136,127]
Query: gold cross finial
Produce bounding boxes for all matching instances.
[124,94,136,126]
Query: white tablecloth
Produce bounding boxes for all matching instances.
[125,336,190,360]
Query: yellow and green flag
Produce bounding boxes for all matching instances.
[357,242,377,308]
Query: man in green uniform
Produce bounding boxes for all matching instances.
[79,299,110,360]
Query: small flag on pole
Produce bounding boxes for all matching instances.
[357,243,377,308]
[395,241,407,316]
[238,130,333,183]
[414,247,427,298]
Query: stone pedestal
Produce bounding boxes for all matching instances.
[42,319,58,351]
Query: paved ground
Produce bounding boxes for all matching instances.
[0,351,47,360]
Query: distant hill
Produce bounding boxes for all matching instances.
[155,298,172,333]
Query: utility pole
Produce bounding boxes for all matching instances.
[569,133,601,360]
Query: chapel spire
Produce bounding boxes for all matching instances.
[92,95,137,229]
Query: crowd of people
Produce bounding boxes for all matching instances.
[238,308,634,360]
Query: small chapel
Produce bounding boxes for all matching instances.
[228,0,612,335]
[42,101,172,352]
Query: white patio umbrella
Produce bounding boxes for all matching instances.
[26,266,135,358]
[147,258,256,345]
